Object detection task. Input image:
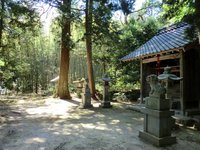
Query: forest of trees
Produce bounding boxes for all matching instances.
[0,0,199,99]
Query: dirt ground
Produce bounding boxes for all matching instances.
[0,95,200,150]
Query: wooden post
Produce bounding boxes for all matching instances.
[140,59,144,104]
[179,50,185,115]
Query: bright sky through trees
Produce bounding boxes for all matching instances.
[113,0,145,23]
[39,0,145,34]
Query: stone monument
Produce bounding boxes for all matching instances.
[79,79,93,109]
[139,72,176,146]
[100,74,112,108]
[73,78,84,98]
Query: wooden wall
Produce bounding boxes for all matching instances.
[184,46,200,109]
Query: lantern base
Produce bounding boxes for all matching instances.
[79,104,93,109]
[100,101,112,108]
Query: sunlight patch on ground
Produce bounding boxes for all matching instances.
[116,128,122,133]
[17,99,26,104]
[25,137,46,144]
[92,102,101,107]
[80,123,95,129]
[26,98,78,116]
[94,123,110,131]
[52,131,60,135]
[132,117,144,121]
[94,113,105,118]
[110,120,120,125]
[95,126,109,131]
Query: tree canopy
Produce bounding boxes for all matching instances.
[162,0,200,41]
[2,0,198,98]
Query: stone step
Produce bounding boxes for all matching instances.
[172,114,200,130]
[185,109,200,116]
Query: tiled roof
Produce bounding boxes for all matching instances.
[121,22,193,61]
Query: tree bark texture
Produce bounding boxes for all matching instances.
[85,0,96,98]
[0,0,4,47]
[58,0,71,99]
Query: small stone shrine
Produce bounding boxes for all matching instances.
[100,74,112,108]
[79,79,93,109]
[139,68,179,146]
[73,78,84,98]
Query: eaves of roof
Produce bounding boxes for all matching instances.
[121,22,194,61]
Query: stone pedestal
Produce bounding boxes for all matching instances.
[100,75,112,108]
[145,96,170,110]
[101,84,112,108]
[79,80,93,109]
[101,101,112,108]
[139,96,176,147]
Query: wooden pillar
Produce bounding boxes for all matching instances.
[179,50,185,115]
[197,47,200,109]
[194,46,200,110]
[140,59,144,104]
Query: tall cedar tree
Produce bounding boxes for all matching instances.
[0,0,4,47]
[85,0,96,99]
[58,0,71,99]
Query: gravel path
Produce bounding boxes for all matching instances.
[0,96,200,150]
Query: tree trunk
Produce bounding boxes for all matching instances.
[58,0,71,99]
[124,14,128,24]
[0,0,4,47]
[85,0,96,99]
[35,71,38,94]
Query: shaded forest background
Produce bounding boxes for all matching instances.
[0,0,199,99]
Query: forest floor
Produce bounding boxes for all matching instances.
[0,95,200,150]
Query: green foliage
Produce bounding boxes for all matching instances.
[113,92,128,101]
[163,0,192,22]
[47,0,162,93]
[0,59,4,67]
[0,25,59,92]
[97,17,161,91]
[80,1,161,92]
[0,0,164,95]
[135,0,162,19]
[116,0,136,16]
[0,0,40,37]
[0,0,42,91]
[162,0,200,39]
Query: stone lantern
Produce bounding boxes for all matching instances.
[73,78,84,98]
[158,66,183,100]
[100,74,112,108]
[79,78,93,109]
